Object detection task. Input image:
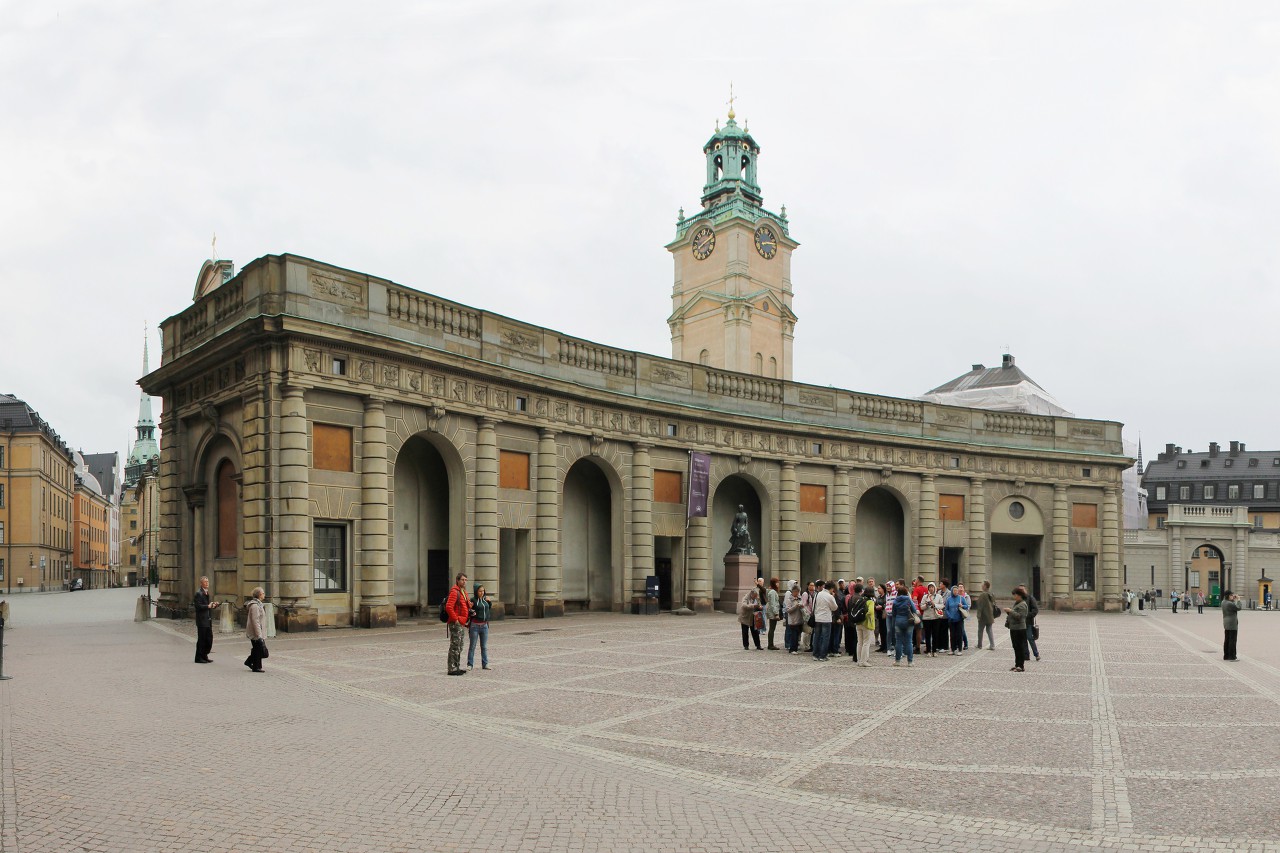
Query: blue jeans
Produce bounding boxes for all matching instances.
[784,623,800,652]
[1026,620,1039,658]
[467,622,489,668]
[828,622,841,655]
[893,622,914,662]
[812,622,831,659]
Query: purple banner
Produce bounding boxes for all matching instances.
[687,451,710,518]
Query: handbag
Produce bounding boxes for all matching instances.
[1033,625,1040,641]
[993,605,1002,617]
[254,638,269,659]
[753,610,764,631]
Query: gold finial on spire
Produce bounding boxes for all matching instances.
[726,81,736,120]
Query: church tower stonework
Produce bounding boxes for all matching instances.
[667,105,798,380]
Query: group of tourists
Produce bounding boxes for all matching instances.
[443,571,495,675]
[738,575,1043,673]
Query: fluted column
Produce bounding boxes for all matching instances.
[686,514,712,612]
[358,398,395,627]
[534,428,563,617]
[474,417,500,614]
[967,478,988,588]
[831,467,852,582]
[779,463,799,582]
[277,386,316,629]
[630,442,654,613]
[1101,487,1120,610]
[918,474,937,580]
[1052,484,1070,609]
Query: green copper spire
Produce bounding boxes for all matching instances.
[125,326,160,485]
[701,86,762,209]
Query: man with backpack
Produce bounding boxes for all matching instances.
[444,572,471,676]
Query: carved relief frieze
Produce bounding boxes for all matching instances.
[575,407,586,425]
[499,325,541,354]
[472,384,488,406]
[358,361,375,382]
[407,372,422,393]
[303,349,321,373]
[798,390,834,409]
[646,418,660,436]
[451,380,466,401]
[310,272,363,305]
[430,374,445,396]
[938,410,969,427]
[493,389,508,410]
[1070,423,1104,439]
[555,402,569,421]
[536,398,549,417]
[650,364,691,387]
[382,365,400,387]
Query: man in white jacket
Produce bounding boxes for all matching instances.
[812,582,839,662]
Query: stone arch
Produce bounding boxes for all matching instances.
[1186,540,1229,596]
[988,494,1047,597]
[708,461,775,594]
[390,427,468,614]
[558,436,627,611]
[854,485,909,582]
[193,431,243,602]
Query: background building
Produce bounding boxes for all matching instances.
[123,337,162,589]
[1125,441,1280,604]
[0,393,75,592]
[83,451,122,585]
[72,451,111,588]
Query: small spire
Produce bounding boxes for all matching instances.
[780,204,788,220]
[211,232,218,261]
[726,82,736,120]
[715,118,719,132]
[677,207,685,222]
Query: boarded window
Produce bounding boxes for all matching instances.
[939,494,965,521]
[1072,503,1099,528]
[654,470,683,504]
[314,424,353,472]
[799,484,827,514]
[499,451,530,490]
[216,460,238,558]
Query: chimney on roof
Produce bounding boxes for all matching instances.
[1230,441,1240,456]
[1002,354,1015,369]
[1209,442,1220,458]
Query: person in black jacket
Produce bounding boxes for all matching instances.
[193,576,215,664]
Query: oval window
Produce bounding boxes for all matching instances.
[1009,501,1025,520]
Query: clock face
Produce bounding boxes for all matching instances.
[691,227,715,260]
[754,225,778,259]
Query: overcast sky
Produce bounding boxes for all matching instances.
[3,1,1278,470]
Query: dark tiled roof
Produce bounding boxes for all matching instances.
[1143,451,1280,482]
[926,358,1047,395]
[83,452,120,498]
[0,393,72,455]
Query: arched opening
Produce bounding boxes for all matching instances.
[855,487,907,581]
[215,460,238,559]
[195,437,241,604]
[754,352,763,375]
[562,458,617,611]
[699,349,710,366]
[392,435,454,616]
[990,496,1045,599]
[1189,543,1225,601]
[768,357,777,378]
[711,474,767,600]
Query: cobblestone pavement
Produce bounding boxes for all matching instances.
[2,589,1280,852]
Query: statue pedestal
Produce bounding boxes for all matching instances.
[717,554,760,614]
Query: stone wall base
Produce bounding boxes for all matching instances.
[534,599,564,618]
[686,596,714,613]
[276,606,319,633]
[358,603,397,629]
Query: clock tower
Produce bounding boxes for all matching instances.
[667,105,798,380]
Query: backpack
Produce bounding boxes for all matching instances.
[439,587,454,623]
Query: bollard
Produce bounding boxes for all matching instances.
[134,595,150,622]
[264,602,277,638]
[0,616,11,680]
[218,601,235,634]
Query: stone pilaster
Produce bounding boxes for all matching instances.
[155,408,183,618]
[831,467,852,583]
[239,387,269,601]
[778,462,798,582]
[358,398,395,628]
[1101,486,1121,611]
[277,385,316,631]
[534,428,563,617]
[967,478,988,588]
[630,442,654,613]
[918,474,937,580]
[1052,484,1070,609]
[473,417,501,616]
[686,514,712,612]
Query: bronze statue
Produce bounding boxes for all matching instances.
[727,504,755,556]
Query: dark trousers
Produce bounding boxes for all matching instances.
[244,639,266,671]
[741,624,761,649]
[195,626,213,662]
[844,621,858,661]
[923,620,938,653]
[784,623,800,652]
[767,618,780,648]
[875,615,887,650]
[1010,629,1029,668]
[1224,629,1238,661]
[948,619,964,652]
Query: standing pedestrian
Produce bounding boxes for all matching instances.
[1222,590,1241,661]
[193,575,216,664]
[800,581,817,652]
[445,572,471,676]
[956,583,972,650]
[1018,585,1042,662]
[243,587,268,673]
[1171,590,1180,613]
[852,583,875,667]
[874,583,887,653]
[974,580,997,650]
[890,582,918,667]
[739,587,764,650]
[467,583,493,671]
[812,582,839,661]
[1005,587,1030,672]
[1196,591,1205,614]
[945,583,969,654]
[783,582,804,654]
[765,577,782,650]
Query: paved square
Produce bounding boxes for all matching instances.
[2,590,1279,852]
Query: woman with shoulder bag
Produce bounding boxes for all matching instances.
[975,580,997,650]
[467,583,493,670]
[1005,587,1030,672]
[244,587,268,673]
[738,587,763,650]
[891,584,918,667]
[920,582,941,657]
[765,577,782,650]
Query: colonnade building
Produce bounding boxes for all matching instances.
[144,115,1130,629]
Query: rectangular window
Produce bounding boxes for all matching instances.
[1255,516,1264,528]
[514,396,527,413]
[313,523,346,591]
[0,446,4,468]
[313,424,354,472]
[1155,486,1167,501]
[811,442,823,455]
[0,484,4,508]
[1081,467,1092,478]
[332,357,346,376]
[1228,484,1240,500]
[1073,554,1096,591]
[1179,486,1190,500]
[1156,517,1166,528]
[1189,570,1200,588]
[666,423,678,437]
[1209,570,1220,586]
[1255,484,1266,500]
[653,470,683,504]
[1192,548,1201,558]
[499,450,530,490]
[1203,485,1215,500]
[799,484,828,514]
[939,494,965,520]
[950,456,961,469]
[130,520,137,530]
[1071,503,1099,528]
[129,554,137,566]
[0,521,3,544]
[1225,459,1234,467]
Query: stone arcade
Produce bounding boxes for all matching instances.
[144,117,1129,630]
